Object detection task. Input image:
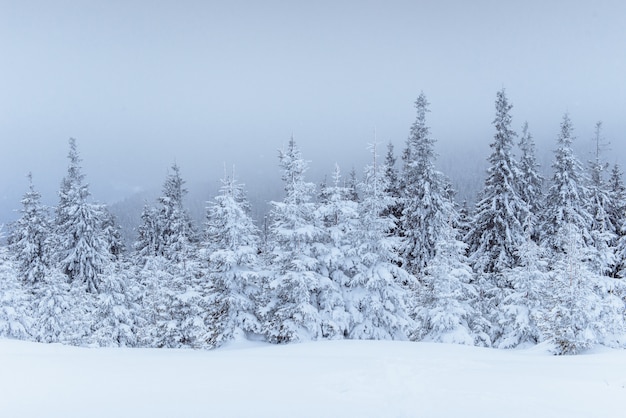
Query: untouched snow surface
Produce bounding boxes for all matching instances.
[1,339,625,417]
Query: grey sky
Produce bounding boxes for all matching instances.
[1,0,625,221]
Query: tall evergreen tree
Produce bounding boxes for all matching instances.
[55,138,111,293]
[586,121,615,275]
[203,172,262,347]
[260,137,329,343]
[401,92,454,278]
[517,122,543,240]
[540,114,593,256]
[412,219,482,345]
[608,164,626,277]
[347,142,416,340]
[0,229,31,340]
[8,173,52,284]
[134,163,196,263]
[466,89,528,275]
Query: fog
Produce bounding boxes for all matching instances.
[2,0,626,225]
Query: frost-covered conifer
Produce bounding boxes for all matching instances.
[100,206,125,260]
[517,122,543,240]
[586,122,616,275]
[412,219,482,345]
[134,163,196,264]
[537,224,606,354]
[541,114,593,257]
[401,92,454,277]
[0,232,31,339]
[8,173,52,284]
[466,90,528,275]
[91,263,140,347]
[347,142,416,340]
[203,172,262,347]
[315,164,357,337]
[55,138,111,293]
[260,136,329,343]
[497,238,547,348]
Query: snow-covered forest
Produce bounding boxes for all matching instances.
[1,90,625,355]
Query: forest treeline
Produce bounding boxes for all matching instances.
[1,90,625,355]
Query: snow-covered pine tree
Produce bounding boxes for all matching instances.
[466,89,528,276]
[0,227,31,340]
[537,224,606,354]
[345,166,360,202]
[99,205,125,260]
[347,142,416,340]
[260,136,328,343]
[517,122,544,241]
[55,138,112,293]
[465,90,529,344]
[608,164,626,240]
[134,163,196,264]
[586,121,616,276]
[91,261,140,347]
[315,163,356,338]
[540,114,593,257]
[400,92,454,278]
[382,142,403,232]
[8,173,52,284]
[498,237,547,348]
[202,171,263,348]
[609,164,626,277]
[412,218,483,346]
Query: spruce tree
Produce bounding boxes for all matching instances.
[586,121,615,275]
[260,136,328,343]
[8,173,52,284]
[55,138,111,293]
[0,230,31,340]
[315,164,356,338]
[412,219,482,345]
[540,114,593,256]
[466,89,528,275]
[203,172,262,347]
[347,142,415,340]
[400,92,454,278]
[517,122,543,240]
[134,163,196,263]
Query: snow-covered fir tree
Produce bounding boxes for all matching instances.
[540,114,593,257]
[260,136,333,343]
[497,237,547,348]
[466,89,528,275]
[135,163,196,263]
[345,166,360,203]
[412,218,483,346]
[55,138,112,293]
[537,224,609,354]
[586,121,616,276]
[608,164,626,239]
[315,163,356,338]
[400,92,454,278]
[346,142,416,340]
[202,172,262,348]
[382,142,403,230]
[91,262,140,347]
[100,205,125,260]
[608,164,626,277]
[0,229,31,340]
[8,173,52,284]
[517,122,543,240]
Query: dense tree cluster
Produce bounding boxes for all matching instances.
[1,91,625,355]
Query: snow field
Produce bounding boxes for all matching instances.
[1,338,625,418]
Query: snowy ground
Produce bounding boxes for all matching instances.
[1,339,625,417]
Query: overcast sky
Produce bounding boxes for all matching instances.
[1,0,625,222]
